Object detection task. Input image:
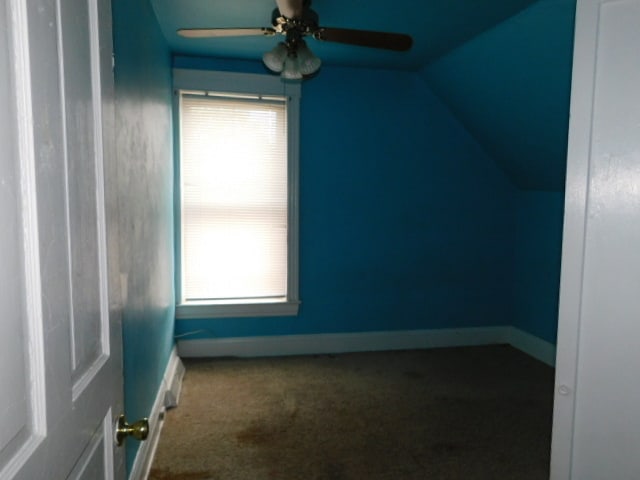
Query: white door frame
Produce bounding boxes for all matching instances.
[551,0,640,478]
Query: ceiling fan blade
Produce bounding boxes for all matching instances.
[314,28,412,51]
[275,0,304,19]
[177,27,276,38]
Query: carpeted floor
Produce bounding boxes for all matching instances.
[149,345,554,480]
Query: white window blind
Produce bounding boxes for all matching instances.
[179,92,288,303]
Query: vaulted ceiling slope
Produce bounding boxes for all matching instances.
[150,0,539,69]
[421,0,576,191]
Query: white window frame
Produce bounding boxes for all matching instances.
[173,69,301,319]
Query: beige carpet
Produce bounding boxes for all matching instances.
[149,345,554,480]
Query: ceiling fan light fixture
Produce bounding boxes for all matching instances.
[263,42,288,73]
[296,40,321,76]
[281,54,303,80]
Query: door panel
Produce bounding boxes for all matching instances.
[0,0,124,478]
[0,2,26,454]
[0,0,48,476]
[571,1,640,477]
[67,411,115,480]
[59,0,110,394]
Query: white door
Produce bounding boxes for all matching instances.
[0,0,125,479]
[551,0,640,478]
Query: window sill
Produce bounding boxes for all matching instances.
[175,300,300,319]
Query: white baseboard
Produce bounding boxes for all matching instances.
[177,326,556,367]
[505,326,556,367]
[177,326,506,358]
[129,347,185,480]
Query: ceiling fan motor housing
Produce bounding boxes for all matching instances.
[271,7,319,45]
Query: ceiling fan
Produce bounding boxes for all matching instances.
[177,0,413,79]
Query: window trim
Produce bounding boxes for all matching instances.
[173,69,301,319]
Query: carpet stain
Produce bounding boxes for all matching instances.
[148,468,213,480]
[237,399,298,446]
[268,468,281,478]
[430,442,463,455]
[325,462,347,480]
[236,423,274,445]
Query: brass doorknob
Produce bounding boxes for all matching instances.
[116,414,149,446]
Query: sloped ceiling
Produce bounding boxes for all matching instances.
[148,0,575,191]
[422,0,576,191]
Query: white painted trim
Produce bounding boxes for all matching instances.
[128,348,185,480]
[176,326,507,358]
[173,68,301,98]
[177,327,557,367]
[176,300,300,319]
[550,1,601,479]
[505,326,556,367]
[163,351,186,410]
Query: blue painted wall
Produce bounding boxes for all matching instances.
[420,0,574,344]
[174,57,518,341]
[112,0,175,474]
[513,191,564,343]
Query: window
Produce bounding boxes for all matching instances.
[174,69,300,318]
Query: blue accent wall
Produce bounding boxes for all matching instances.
[112,0,175,474]
[513,191,564,343]
[419,0,574,344]
[173,57,518,341]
